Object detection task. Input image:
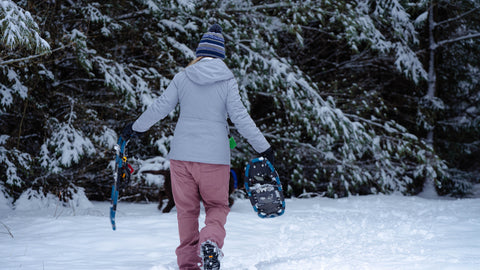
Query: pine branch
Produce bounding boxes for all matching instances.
[436,32,480,49]
[227,3,294,12]
[435,7,480,27]
[114,9,150,20]
[0,45,67,66]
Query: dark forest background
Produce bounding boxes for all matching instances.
[1,0,479,205]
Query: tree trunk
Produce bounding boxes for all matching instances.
[426,1,436,146]
[421,1,438,196]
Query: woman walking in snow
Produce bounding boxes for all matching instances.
[122,24,274,270]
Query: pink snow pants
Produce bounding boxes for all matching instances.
[170,159,231,270]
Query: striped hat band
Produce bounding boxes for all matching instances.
[196,26,225,59]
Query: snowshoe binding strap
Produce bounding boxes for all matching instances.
[110,135,131,230]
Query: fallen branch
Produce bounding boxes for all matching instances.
[0,221,14,239]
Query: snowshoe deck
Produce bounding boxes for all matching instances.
[245,157,285,218]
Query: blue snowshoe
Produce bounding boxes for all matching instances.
[245,157,285,218]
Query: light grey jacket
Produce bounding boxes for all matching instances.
[132,58,270,165]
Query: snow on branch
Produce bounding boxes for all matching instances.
[94,56,161,110]
[226,2,294,12]
[435,6,480,27]
[40,121,95,173]
[0,135,31,186]
[81,3,122,36]
[394,44,428,83]
[0,66,28,111]
[436,32,480,49]
[0,44,67,66]
[0,0,50,54]
[347,0,427,82]
[38,97,95,173]
[82,3,112,23]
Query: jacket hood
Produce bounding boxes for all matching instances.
[185,58,234,85]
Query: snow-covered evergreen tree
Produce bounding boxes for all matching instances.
[0,0,50,54]
[1,0,50,199]
[2,0,471,205]
[412,0,480,196]
[1,0,50,111]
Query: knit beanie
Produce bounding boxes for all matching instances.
[195,24,225,59]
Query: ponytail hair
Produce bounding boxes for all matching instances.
[187,56,205,67]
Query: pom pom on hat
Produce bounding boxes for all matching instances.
[208,24,222,33]
[195,24,225,59]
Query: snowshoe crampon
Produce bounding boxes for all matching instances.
[245,157,285,218]
[200,241,222,270]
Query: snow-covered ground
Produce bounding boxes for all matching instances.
[1,194,480,270]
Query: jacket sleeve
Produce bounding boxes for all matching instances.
[226,78,270,153]
[132,77,179,132]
